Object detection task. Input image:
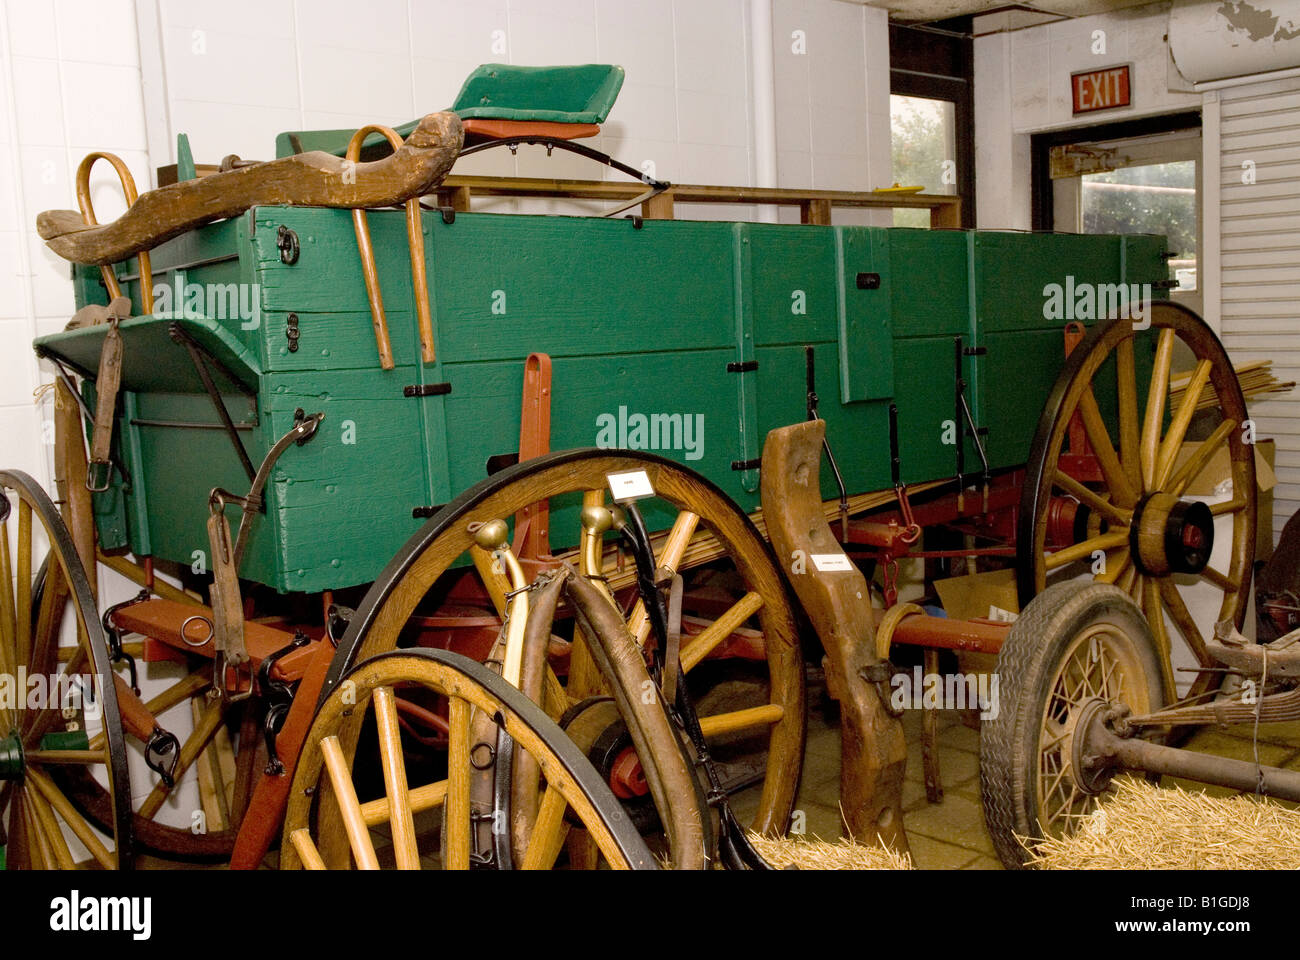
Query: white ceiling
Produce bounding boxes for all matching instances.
[856,0,1159,24]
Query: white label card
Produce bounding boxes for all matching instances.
[607,470,655,502]
[811,553,853,572]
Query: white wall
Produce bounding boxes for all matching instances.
[974,1,1200,229]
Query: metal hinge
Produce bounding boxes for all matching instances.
[403,383,452,398]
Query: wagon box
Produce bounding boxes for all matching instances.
[35,209,1169,595]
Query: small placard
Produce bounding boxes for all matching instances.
[606,470,655,502]
[987,604,1018,624]
[811,553,854,572]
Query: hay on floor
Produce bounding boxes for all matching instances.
[748,832,912,870]
[1029,778,1300,870]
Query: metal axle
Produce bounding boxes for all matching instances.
[1075,698,1300,803]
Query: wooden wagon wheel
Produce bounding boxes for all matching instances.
[0,470,134,869]
[38,381,244,862]
[981,581,1165,868]
[1018,302,1256,704]
[281,649,659,870]
[325,449,805,849]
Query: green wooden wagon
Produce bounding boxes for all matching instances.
[1,64,1259,871]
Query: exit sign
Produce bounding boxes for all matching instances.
[1071,64,1131,114]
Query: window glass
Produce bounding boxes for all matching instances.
[890,94,956,227]
[1082,160,1197,291]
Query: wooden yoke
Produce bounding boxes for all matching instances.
[760,420,909,854]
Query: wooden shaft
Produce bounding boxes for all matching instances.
[89,669,210,752]
[361,778,447,826]
[373,686,421,869]
[26,767,115,869]
[351,207,395,370]
[1052,470,1131,526]
[444,696,472,869]
[289,828,327,870]
[1044,530,1128,571]
[520,783,569,870]
[76,151,153,309]
[1078,389,1138,507]
[1141,327,1176,491]
[16,499,31,669]
[1115,336,1142,492]
[1168,418,1237,497]
[27,786,77,869]
[405,198,435,363]
[320,734,380,869]
[698,703,784,738]
[1154,358,1212,489]
[679,591,764,673]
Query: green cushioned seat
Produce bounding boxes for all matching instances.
[274,63,624,159]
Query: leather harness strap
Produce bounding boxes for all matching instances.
[84,296,132,492]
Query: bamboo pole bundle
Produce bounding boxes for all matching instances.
[1169,359,1295,413]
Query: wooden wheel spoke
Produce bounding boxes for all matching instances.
[1201,566,1240,592]
[0,515,15,656]
[1140,327,1176,491]
[26,767,115,869]
[679,591,764,673]
[16,499,32,669]
[698,704,784,738]
[361,778,448,826]
[373,686,420,869]
[520,782,569,870]
[1044,530,1129,571]
[320,733,379,869]
[1209,497,1247,517]
[1156,578,1211,666]
[1154,359,1212,490]
[1052,470,1131,526]
[1096,547,1130,585]
[27,785,77,869]
[1115,336,1142,491]
[290,828,327,870]
[444,696,472,870]
[1078,389,1139,506]
[1169,417,1236,497]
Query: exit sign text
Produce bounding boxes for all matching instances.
[1071,64,1131,114]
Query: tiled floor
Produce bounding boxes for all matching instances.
[732,673,1300,870]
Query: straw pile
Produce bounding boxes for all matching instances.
[1170,359,1295,412]
[748,833,913,870]
[1028,779,1300,870]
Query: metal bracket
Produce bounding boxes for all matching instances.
[275,225,299,264]
[726,360,758,374]
[403,383,452,397]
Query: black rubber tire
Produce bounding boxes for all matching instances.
[980,581,1167,868]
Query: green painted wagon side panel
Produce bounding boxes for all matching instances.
[754,342,892,501]
[836,228,894,403]
[253,369,428,593]
[427,214,737,361]
[889,230,970,338]
[745,225,839,347]
[974,233,1125,333]
[890,337,972,483]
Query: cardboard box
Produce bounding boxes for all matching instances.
[933,568,1020,622]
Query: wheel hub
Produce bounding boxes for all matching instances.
[1068,697,1121,795]
[0,731,23,782]
[1129,492,1214,576]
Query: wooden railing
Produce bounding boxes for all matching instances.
[433,176,962,229]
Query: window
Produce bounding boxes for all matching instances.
[891,94,958,227]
